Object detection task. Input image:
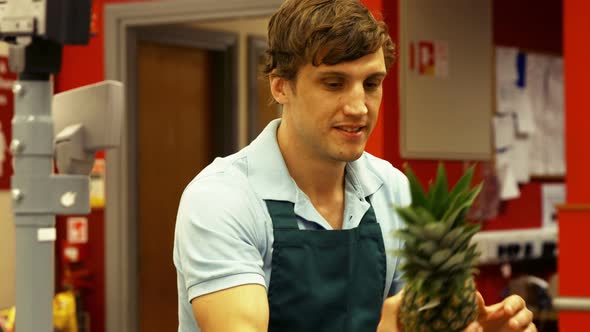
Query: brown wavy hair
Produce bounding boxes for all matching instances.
[264,0,395,82]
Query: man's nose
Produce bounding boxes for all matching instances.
[343,85,368,115]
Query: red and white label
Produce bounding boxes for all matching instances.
[67,217,88,244]
[410,40,449,78]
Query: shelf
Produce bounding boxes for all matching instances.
[472,228,558,265]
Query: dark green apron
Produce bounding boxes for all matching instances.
[265,199,386,332]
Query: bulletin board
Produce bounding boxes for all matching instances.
[399,0,493,160]
[0,57,16,189]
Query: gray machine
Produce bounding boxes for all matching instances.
[0,1,123,331]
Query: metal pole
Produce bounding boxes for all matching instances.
[11,75,90,331]
[553,297,590,311]
[12,79,55,332]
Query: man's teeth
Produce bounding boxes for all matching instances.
[339,127,361,133]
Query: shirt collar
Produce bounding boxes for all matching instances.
[247,119,384,202]
[346,157,384,200]
[247,119,298,202]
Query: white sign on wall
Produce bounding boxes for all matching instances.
[542,184,565,229]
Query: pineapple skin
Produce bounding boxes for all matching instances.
[399,277,478,332]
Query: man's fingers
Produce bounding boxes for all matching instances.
[477,293,536,331]
[507,305,534,330]
[462,321,483,332]
[479,294,528,322]
[503,294,527,316]
[377,291,403,332]
[477,292,505,321]
[475,291,485,311]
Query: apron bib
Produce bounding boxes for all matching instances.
[265,199,386,332]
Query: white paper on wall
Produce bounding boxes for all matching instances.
[525,53,551,175]
[496,47,519,114]
[493,114,516,149]
[511,136,531,184]
[545,57,566,175]
[496,148,521,200]
[496,47,519,80]
[514,88,535,135]
[493,48,565,198]
[542,183,565,229]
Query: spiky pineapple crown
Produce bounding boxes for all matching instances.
[395,163,483,297]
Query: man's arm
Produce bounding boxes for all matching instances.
[192,284,269,332]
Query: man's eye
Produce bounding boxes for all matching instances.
[325,81,343,89]
[364,81,380,91]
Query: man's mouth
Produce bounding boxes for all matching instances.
[335,126,364,133]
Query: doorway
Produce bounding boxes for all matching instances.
[105,2,282,331]
[133,27,237,330]
[137,40,213,331]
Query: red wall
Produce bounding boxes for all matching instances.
[563,0,590,204]
[363,0,385,157]
[558,0,590,328]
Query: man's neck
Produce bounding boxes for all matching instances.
[277,122,346,229]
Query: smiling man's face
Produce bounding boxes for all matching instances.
[276,47,387,164]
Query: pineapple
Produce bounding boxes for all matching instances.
[395,163,483,332]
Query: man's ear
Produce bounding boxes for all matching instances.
[270,74,290,105]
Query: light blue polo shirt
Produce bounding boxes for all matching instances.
[173,119,411,331]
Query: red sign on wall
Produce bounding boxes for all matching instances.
[419,41,435,75]
[0,57,16,190]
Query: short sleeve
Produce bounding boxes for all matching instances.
[173,172,267,303]
[388,165,411,296]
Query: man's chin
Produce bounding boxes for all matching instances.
[338,151,364,163]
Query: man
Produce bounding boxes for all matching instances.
[173,0,536,331]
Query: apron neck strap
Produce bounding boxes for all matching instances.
[265,197,378,230]
[265,200,298,229]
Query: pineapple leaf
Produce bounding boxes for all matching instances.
[448,164,476,201]
[441,182,484,227]
[404,164,430,209]
[393,229,416,244]
[415,207,437,223]
[406,254,431,269]
[418,298,441,312]
[422,222,448,240]
[440,227,465,248]
[430,249,453,266]
[395,206,428,226]
[450,224,481,253]
[406,224,428,240]
[438,252,466,272]
[417,241,438,256]
[429,162,450,219]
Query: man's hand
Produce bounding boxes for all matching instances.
[464,292,537,332]
[377,291,536,332]
[376,290,403,332]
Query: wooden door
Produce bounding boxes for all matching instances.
[137,41,213,331]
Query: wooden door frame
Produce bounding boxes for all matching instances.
[104,1,283,331]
